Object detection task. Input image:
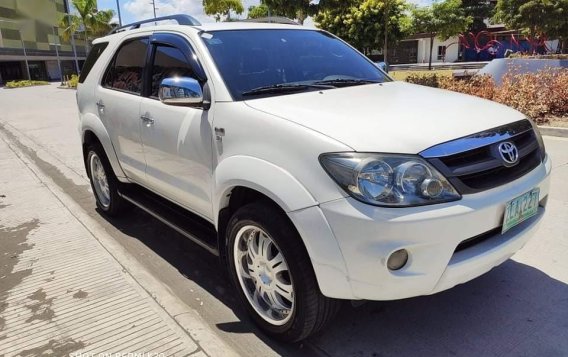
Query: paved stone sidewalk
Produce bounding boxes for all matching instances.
[0,132,202,355]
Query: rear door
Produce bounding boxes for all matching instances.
[138,33,214,220]
[95,37,149,182]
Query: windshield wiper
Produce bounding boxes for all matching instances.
[241,83,333,97]
[313,79,381,87]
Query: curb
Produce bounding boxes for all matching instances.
[538,126,568,138]
[0,123,240,357]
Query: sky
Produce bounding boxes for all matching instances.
[96,0,433,27]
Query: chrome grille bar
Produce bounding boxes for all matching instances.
[420,120,533,158]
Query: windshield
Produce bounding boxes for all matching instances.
[202,29,391,100]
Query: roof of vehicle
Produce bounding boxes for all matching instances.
[194,21,312,32]
[95,17,318,44]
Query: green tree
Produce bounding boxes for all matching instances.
[258,0,353,24]
[203,0,244,22]
[461,0,494,32]
[261,0,310,24]
[316,0,411,57]
[248,3,270,19]
[494,0,568,52]
[548,0,568,53]
[412,0,472,69]
[58,0,115,51]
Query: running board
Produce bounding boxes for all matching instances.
[118,184,219,256]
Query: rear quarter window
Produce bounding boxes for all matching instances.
[79,42,109,83]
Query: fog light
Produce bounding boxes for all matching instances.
[387,249,408,271]
[421,178,444,198]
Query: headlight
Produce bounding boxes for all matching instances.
[528,119,546,160]
[320,153,461,207]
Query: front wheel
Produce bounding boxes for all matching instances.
[227,202,341,341]
[86,144,127,216]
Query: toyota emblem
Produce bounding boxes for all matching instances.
[498,141,519,167]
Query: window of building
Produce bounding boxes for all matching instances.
[437,45,446,60]
[103,38,149,95]
[150,45,196,98]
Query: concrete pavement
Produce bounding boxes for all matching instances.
[0,86,237,356]
[1,84,567,357]
[0,132,201,355]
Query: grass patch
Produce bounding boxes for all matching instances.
[389,69,453,81]
[5,80,49,88]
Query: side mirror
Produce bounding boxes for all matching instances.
[159,77,204,107]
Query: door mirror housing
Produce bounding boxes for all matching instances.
[159,77,204,107]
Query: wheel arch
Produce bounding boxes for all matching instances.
[81,113,127,180]
[214,156,353,299]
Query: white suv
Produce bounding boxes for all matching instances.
[77,15,551,341]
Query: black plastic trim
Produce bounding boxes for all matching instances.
[109,14,201,35]
[118,183,219,256]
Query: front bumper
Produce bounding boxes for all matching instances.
[316,155,551,300]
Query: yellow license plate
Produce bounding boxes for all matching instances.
[502,188,540,234]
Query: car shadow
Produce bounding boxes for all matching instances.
[98,206,568,357]
[96,205,317,356]
[309,260,568,357]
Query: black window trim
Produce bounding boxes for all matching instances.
[101,36,150,97]
[79,42,109,84]
[144,32,207,99]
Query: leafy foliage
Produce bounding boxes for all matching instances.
[494,0,568,53]
[411,0,472,69]
[248,4,270,18]
[203,0,244,21]
[261,0,310,24]
[404,72,444,87]
[402,68,568,123]
[315,0,412,55]
[460,0,494,32]
[66,74,80,88]
[494,69,568,120]
[5,80,50,88]
[58,0,115,49]
[439,75,495,99]
[412,0,472,41]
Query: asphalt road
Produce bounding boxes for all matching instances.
[1,84,567,357]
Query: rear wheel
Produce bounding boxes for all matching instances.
[227,202,341,341]
[86,144,127,216]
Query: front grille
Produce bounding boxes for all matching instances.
[422,120,544,194]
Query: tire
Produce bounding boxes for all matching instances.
[86,143,127,216]
[226,201,341,342]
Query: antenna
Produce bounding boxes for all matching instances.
[150,0,158,19]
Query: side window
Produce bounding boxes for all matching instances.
[79,42,108,83]
[150,45,196,98]
[103,38,149,95]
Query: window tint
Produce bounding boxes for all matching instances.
[103,38,148,94]
[79,42,108,83]
[150,45,196,98]
[202,30,390,100]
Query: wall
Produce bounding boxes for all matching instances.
[416,36,460,64]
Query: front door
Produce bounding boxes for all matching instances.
[139,34,214,220]
[95,37,149,182]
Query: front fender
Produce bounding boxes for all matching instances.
[214,156,354,299]
[81,113,127,180]
[213,155,317,219]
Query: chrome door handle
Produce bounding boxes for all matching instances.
[96,100,105,114]
[214,127,225,141]
[140,115,154,126]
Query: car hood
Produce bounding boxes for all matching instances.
[244,81,525,154]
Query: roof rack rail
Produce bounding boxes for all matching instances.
[108,14,201,35]
[239,16,299,25]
